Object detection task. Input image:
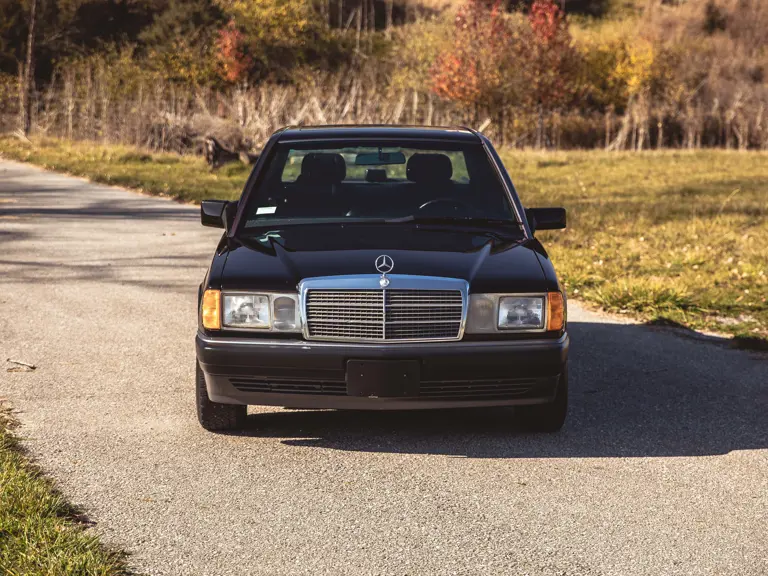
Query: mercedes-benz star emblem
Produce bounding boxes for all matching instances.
[375,254,394,287]
[375,254,394,274]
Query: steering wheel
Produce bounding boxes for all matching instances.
[417,198,473,216]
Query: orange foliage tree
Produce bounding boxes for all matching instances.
[431,0,579,144]
[431,0,525,133]
[526,0,577,113]
[216,20,252,84]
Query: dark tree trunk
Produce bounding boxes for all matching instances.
[21,0,38,135]
[536,105,544,149]
[604,107,613,150]
[321,0,330,28]
[657,117,664,150]
[497,108,505,147]
[355,2,362,52]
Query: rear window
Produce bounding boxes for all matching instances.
[280,148,470,184]
[243,141,516,227]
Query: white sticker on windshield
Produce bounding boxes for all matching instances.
[256,206,277,215]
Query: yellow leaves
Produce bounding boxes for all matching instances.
[147,38,218,85]
[575,27,656,107]
[215,0,329,76]
[623,44,653,93]
[607,36,654,96]
[224,0,314,41]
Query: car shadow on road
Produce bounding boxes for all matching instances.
[0,254,209,293]
[0,193,199,221]
[231,321,768,458]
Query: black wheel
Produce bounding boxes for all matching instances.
[196,361,246,431]
[517,365,568,432]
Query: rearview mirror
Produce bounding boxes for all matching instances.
[201,200,238,232]
[355,151,406,166]
[525,207,566,234]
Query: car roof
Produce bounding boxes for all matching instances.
[276,125,481,143]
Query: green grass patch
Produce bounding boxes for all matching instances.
[0,405,129,575]
[1,137,766,341]
[0,136,249,203]
[504,149,768,340]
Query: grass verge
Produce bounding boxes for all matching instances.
[0,404,129,575]
[1,136,766,343]
[0,136,249,203]
[505,149,768,344]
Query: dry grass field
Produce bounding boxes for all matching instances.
[1,137,766,344]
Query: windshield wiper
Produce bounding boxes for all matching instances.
[240,216,521,235]
[385,215,518,227]
[241,218,388,232]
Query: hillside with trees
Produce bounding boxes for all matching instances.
[1,0,767,152]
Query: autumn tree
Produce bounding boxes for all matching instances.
[214,0,344,82]
[140,0,224,85]
[431,0,526,142]
[216,20,251,83]
[525,0,578,147]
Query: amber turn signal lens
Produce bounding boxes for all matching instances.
[201,289,221,330]
[547,292,565,332]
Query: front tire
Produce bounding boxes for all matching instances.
[517,365,568,432]
[196,362,246,431]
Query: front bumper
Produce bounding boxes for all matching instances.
[196,332,569,410]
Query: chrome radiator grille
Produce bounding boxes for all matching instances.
[385,290,463,340]
[306,291,384,340]
[305,288,464,342]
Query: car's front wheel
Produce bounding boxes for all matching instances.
[196,361,246,431]
[516,365,568,432]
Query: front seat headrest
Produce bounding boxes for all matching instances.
[300,153,346,184]
[406,153,453,183]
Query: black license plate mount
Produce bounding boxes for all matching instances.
[346,360,420,397]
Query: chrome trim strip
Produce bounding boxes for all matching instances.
[197,332,568,349]
[381,280,387,339]
[299,274,469,343]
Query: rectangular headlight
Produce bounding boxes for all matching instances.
[466,294,556,333]
[218,293,301,332]
[498,296,544,330]
[223,294,271,329]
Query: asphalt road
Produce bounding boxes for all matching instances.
[1,159,766,576]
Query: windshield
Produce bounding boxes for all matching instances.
[242,141,519,229]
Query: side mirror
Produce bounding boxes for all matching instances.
[201,200,227,228]
[525,207,566,235]
[201,200,238,232]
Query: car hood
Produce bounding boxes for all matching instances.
[219,225,548,293]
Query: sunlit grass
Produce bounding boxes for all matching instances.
[0,406,129,575]
[1,137,765,342]
[503,149,768,342]
[0,136,249,203]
